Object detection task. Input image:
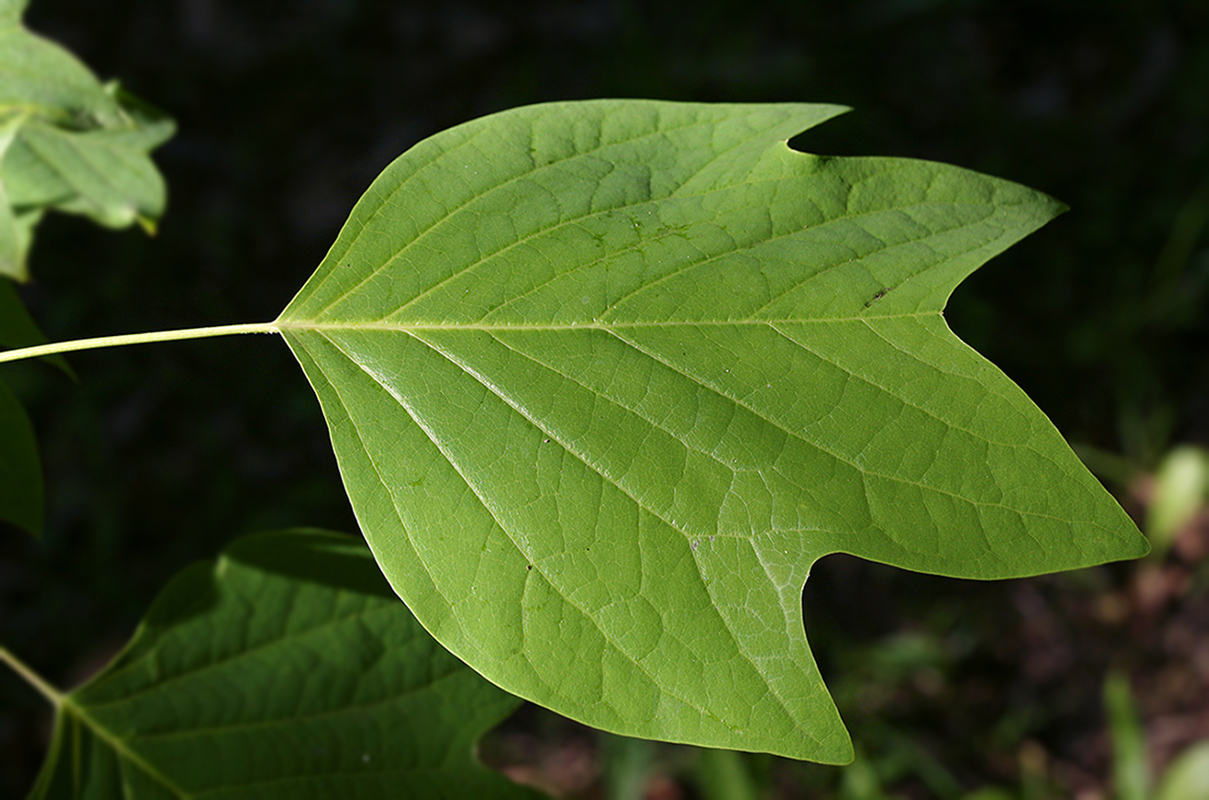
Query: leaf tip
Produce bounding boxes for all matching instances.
[1044,194,1071,222]
[824,731,856,766]
[1129,528,1153,560]
[137,215,159,236]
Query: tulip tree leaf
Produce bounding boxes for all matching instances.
[276,100,1149,763]
[0,0,173,280]
[30,529,540,799]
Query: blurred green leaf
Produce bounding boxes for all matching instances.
[1105,671,1149,800]
[1146,445,1209,553]
[962,789,1015,800]
[277,100,1148,762]
[602,735,654,800]
[1156,740,1209,800]
[28,529,540,799]
[840,749,889,800]
[0,0,173,280]
[695,748,759,800]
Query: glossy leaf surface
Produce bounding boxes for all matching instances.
[31,529,538,799]
[278,100,1148,762]
[0,0,173,280]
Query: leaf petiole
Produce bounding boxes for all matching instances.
[0,645,64,707]
[0,321,279,364]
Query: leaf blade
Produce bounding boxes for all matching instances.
[30,530,538,799]
[279,100,1147,761]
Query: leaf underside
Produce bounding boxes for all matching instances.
[278,100,1147,762]
[31,530,538,799]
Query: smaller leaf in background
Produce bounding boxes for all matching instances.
[0,376,40,536]
[29,529,543,799]
[1146,445,1209,554]
[0,0,174,281]
[1156,740,1209,800]
[838,749,889,799]
[1105,671,1150,800]
[0,112,38,275]
[693,748,760,800]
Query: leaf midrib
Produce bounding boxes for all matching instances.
[289,310,1112,547]
[85,596,414,711]
[58,699,189,798]
[59,589,482,797]
[276,313,929,331]
[124,665,477,742]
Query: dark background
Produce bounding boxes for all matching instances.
[2,0,1207,796]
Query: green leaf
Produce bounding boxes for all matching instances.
[1105,671,1149,800]
[1156,740,1209,800]
[1146,445,1209,554]
[277,100,1149,762]
[0,2,174,280]
[30,529,539,799]
[0,1,26,25]
[0,112,37,274]
[0,375,39,535]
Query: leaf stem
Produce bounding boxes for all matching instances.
[0,321,279,364]
[0,646,64,707]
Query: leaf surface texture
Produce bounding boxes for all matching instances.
[278,100,1147,761]
[31,530,537,799]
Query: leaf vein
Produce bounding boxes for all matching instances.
[302,109,736,321]
[392,330,819,735]
[322,328,783,729]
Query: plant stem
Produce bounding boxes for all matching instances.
[0,646,64,707]
[0,321,279,364]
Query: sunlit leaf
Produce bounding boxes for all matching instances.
[278,100,1148,762]
[30,529,539,799]
[0,0,173,280]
